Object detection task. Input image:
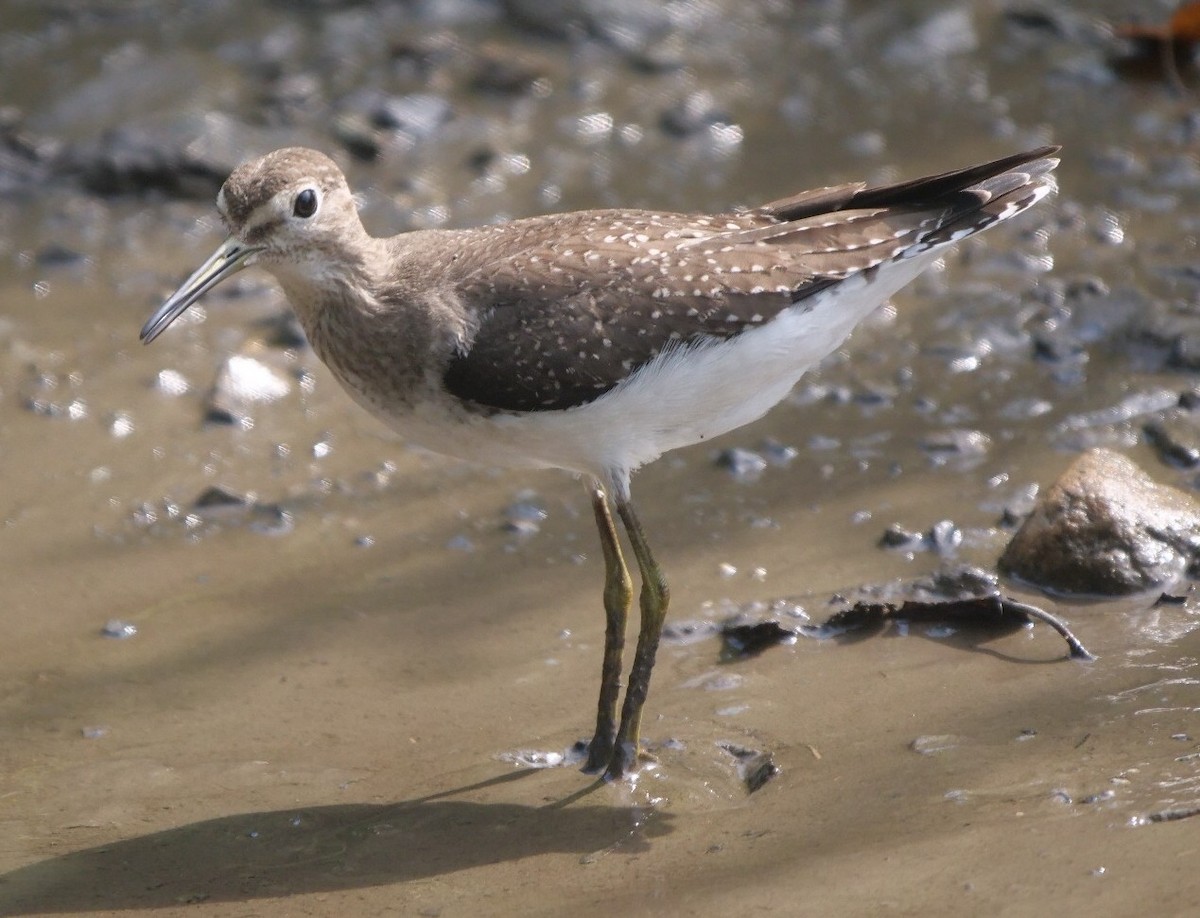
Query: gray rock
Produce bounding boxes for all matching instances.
[999,449,1200,595]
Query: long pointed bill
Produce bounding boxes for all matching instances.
[140,237,262,344]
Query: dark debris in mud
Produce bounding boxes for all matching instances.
[717,742,779,794]
[719,621,798,661]
[1137,803,1200,825]
[816,595,1095,662]
[709,564,1093,664]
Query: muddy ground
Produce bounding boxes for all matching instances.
[2,2,1200,916]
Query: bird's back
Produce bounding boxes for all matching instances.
[431,147,1059,418]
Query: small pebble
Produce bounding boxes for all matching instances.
[446,534,475,552]
[100,619,137,639]
[498,749,565,768]
[152,369,190,396]
[502,500,547,535]
[910,734,960,755]
[715,447,768,480]
[760,439,798,466]
[192,485,250,517]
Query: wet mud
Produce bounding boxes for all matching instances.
[3,2,1200,915]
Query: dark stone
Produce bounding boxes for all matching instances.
[0,112,58,196]
[332,113,380,161]
[759,439,798,467]
[260,311,309,349]
[928,519,963,554]
[247,504,294,536]
[717,742,779,794]
[333,91,452,157]
[1180,387,1200,411]
[1002,7,1084,40]
[65,125,231,199]
[1032,329,1087,364]
[714,447,768,481]
[660,90,734,137]
[501,500,547,536]
[922,564,999,599]
[501,0,682,69]
[879,524,925,551]
[1144,415,1200,469]
[918,428,991,464]
[388,32,461,82]
[258,71,323,125]
[720,621,796,659]
[369,93,452,138]
[193,486,250,513]
[999,448,1200,595]
[879,521,961,555]
[35,244,87,268]
[1169,333,1200,372]
[469,46,554,96]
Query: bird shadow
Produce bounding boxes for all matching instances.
[0,770,672,914]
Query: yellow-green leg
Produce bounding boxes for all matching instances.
[605,493,670,780]
[582,481,633,774]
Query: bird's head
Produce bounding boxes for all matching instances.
[140,147,365,343]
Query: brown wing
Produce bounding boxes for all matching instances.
[442,146,1059,413]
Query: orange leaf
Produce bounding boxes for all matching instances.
[1170,0,1200,42]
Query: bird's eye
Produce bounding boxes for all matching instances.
[293,188,318,219]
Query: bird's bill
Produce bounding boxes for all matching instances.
[139,237,261,344]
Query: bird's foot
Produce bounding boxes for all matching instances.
[602,741,657,782]
[580,733,615,775]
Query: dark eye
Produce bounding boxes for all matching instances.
[293,188,318,218]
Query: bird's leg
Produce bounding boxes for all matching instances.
[606,493,670,780]
[582,480,633,773]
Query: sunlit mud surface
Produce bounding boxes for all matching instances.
[3,2,1200,915]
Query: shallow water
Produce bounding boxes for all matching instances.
[3,1,1200,915]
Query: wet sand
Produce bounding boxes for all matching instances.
[3,2,1200,915]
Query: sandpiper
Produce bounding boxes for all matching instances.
[141,145,1059,780]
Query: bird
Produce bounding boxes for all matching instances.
[141,144,1060,780]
